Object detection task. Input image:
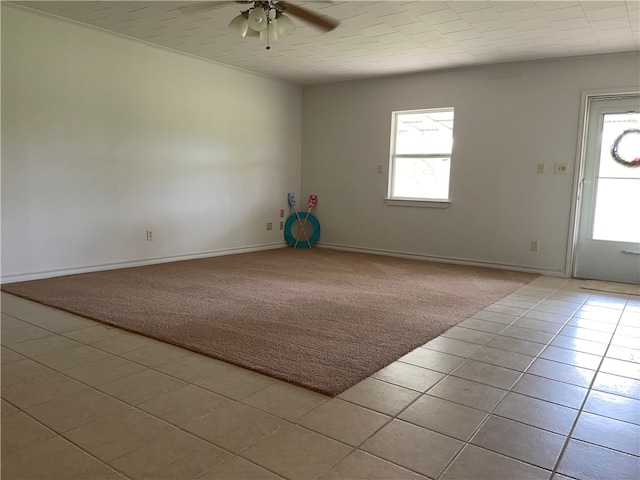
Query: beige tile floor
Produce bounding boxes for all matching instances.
[1,276,639,480]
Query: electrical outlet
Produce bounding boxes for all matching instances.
[280,209,284,218]
[267,222,273,231]
[537,163,545,174]
[377,164,383,174]
[146,230,153,241]
[554,162,568,175]
[280,221,284,230]
[531,240,539,251]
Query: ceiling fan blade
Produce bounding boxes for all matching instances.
[179,1,246,15]
[277,1,339,32]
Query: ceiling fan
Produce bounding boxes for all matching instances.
[182,1,340,49]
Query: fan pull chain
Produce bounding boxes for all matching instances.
[266,20,271,50]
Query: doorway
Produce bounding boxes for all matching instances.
[573,94,640,285]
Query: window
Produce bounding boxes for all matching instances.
[388,108,454,204]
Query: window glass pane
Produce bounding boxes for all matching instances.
[592,112,640,242]
[593,178,640,242]
[395,111,454,155]
[392,157,450,200]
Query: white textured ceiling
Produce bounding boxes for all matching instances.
[10,1,640,85]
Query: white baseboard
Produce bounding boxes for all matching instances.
[2,241,566,284]
[1,243,287,284]
[317,242,567,278]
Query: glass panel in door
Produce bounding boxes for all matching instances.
[574,96,640,285]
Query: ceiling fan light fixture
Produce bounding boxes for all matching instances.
[276,14,295,37]
[229,13,249,37]
[221,1,338,48]
[260,20,278,43]
[248,6,268,32]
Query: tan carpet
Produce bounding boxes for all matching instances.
[2,248,537,395]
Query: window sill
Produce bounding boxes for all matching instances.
[384,198,451,208]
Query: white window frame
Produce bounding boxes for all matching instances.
[385,108,453,208]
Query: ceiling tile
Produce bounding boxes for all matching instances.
[482,28,520,40]
[536,2,582,11]
[551,17,592,30]
[447,29,487,41]
[433,20,474,34]
[500,6,546,21]
[376,11,422,28]
[584,5,630,21]
[492,2,537,13]
[542,6,587,21]
[403,2,449,16]
[511,17,552,32]
[458,7,504,24]
[412,30,447,44]
[581,1,627,10]
[418,9,461,26]
[590,17,633,30]
[7,0,638,85]
[448,2,495,14]
[394,21,435,36]
[470,18,514,32]
[357,22,398,37]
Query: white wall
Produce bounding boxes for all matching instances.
[1,6,302,281]
[302,53,640,275]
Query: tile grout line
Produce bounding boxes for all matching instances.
[1,300,336,479]
[338,286,636,478]
[435,278,633,478]
[4,298,422,480]
[1,303,309,479]
[254,289,633,478]
[1,345,297,480]
[2,354,305,479]
[2,285,637,479]
[305,285,561,478]
[435,282,577,479]
[549,295,632,478]
[1,394,132,479]
[340,282,570,479]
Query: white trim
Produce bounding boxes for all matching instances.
[1,243,287,283]
[384,198,451,208]
[388,108,454,202]
[567,87,640,279]
[317,242,565,277]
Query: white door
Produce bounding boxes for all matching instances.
[574,95,640,285]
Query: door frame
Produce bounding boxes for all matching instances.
[567,87,640,279]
